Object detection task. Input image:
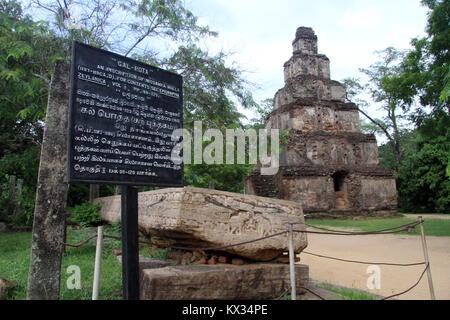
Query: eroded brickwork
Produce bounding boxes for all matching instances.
[244,27,397,215]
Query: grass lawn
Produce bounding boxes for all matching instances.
[306,215,450,237]
[281,282,378,300]
[315,283,377,300]
[0,225,167,300]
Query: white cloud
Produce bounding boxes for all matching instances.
[338,5,383,30]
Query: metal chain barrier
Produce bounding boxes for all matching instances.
[61,219,433,300]
[381,263,430,300]
[304,221,420,235]
[301,250,426,267]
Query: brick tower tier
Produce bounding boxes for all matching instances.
[244,27,398,216]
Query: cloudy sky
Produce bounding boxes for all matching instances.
[25,0,430,127]
[184,0,429,120]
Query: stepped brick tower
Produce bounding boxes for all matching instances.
[244,27,398,215]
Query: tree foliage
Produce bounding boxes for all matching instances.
[377,131,417,171]
[0,0,259,213]
[342,48,413,171]
[122,0,216,56]
[0,1,65,215]
[393,0,450,213]
[27,0,256,132]
[344,0,449,213]
[399,0,449,123]
[162,44,255,129]
[397,113,450,213]
[249,98,274,128]
[0,1,63,148]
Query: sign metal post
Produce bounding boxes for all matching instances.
[121,186,139,300]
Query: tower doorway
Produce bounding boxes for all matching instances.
[332,171,349,209]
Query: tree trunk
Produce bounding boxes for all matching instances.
[89,184,100,204]
[7,175,16,216]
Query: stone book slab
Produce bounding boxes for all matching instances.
[97,187,307,261]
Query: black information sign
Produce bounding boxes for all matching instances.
[68,42,183,186]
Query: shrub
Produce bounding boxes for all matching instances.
[68,202,103,228]
[1,181,35,227]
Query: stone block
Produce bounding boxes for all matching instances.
[140,264,309,300]
[330,83,346,101]
[0,222,8,232]
[97,187,307,261]
[116,256,170,270]
[359,177,398,209]
[284,54,330,81]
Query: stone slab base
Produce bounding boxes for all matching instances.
[140,264,309,300]
[116,256,171,271]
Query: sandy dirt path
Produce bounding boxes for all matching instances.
[404,214,450,220]
[299,230,450,300]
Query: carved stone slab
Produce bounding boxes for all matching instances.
[97,187,307,261]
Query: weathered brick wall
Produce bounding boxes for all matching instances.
[268,103,361,133]
[359,177,398,210]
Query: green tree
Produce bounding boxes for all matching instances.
[162,44,256,129]
[184,163,253,193]
[2,0,258,205]
[0,1,65,216]
[29,0,217,55]
[122,0,215,56]
[377,130,417,171]
[392,0,449,213]
[400,0,449,124]
[343,0,449,213]
[250,98,274,128]
[342,48,413,171]
[0,1,63,150]
[29,0,256,132]
[397,113,450,213]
